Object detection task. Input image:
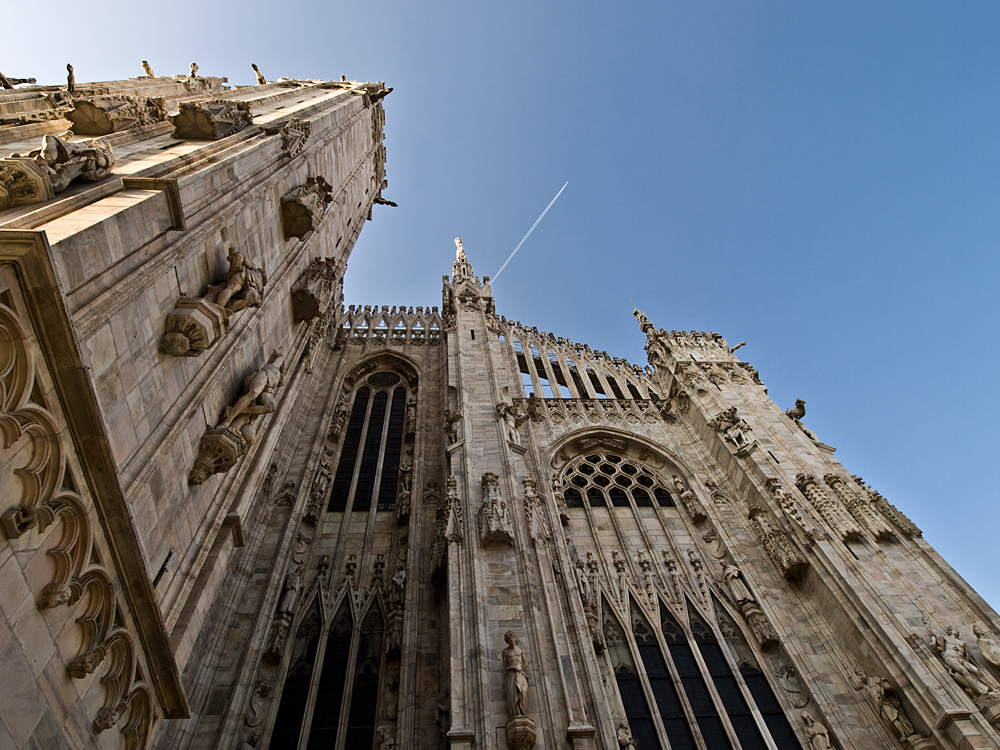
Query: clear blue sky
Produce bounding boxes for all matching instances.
[9,2,1000,608]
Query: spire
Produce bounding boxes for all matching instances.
[452,237,474,283]
[633,306,654,335]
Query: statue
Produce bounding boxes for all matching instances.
[616,719,636,747]
[974,623,1000,668]
[928,624,998,697]
[66,63,75,93]
[785,399,806,420]
[6,134,115,202]
[375,726,395,750]
[388,562,406,609]
[502,631,529,717]
[444,409,463,442]
[213,248,267,315]
[219,351,285,430]
[850,669,917,742]
[278,567,302,615]
[251,63,266,85]
[142,61,155,77]
[403,396,417,437]
[800,712,831,750]
[723,564,754,606]
[190,62,199,79]
[455,237,466,262]
[576,563,594,610]
[496,401,522,445]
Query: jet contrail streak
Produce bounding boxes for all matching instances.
[493,182,568,281]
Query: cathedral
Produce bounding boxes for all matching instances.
[1,63,999,750]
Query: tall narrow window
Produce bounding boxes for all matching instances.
[513,339,535,396]
[327,377,409,514]
[661,607,732,749]
[271,604,323,749]
[605,604,662,749]
[329,387,370,511]
[690,608,769,750]
[306,604,353,749]
[343,609,384,746]
[632,601,696,750]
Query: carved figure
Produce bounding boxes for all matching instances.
[974,623,1000,668]
[375,726,395,750]
[388,562,406,609]
[480,472,514,546]
[403,396,417,438]
[708,407,755,454]
[502,631,529,717]
[786,399,806,420]
[0,72,36,89]
[190,62,199,79]
[67,63,76,93]
[496,401,522,445]
[576,563,594,610]
[6,134,115,204]
[219,351,285,429]
[142,61,154,77]
[251,63,266,85]
[850,669,917,742]
[278,567,302,615]
[801,712,831,750]
[671,474,707,524]
[214,248,267,314]
[929,624,998,697]
[723,564,754,606]
[617,719,637,747]
[444,409,463,442]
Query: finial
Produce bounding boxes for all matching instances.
[455,237,466,262]
[251,63,266,85]
[189,62,199,79]
[142,61,155,77]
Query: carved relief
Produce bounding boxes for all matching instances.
[171,99,252,140]
[824,473,894,540]
[480,472,515,546]
[708,407,756,455]
[303,459,331,526]
[926,621,1000,699]
[796,473,862,541]
[748,506,806,581]
[672,474,707,524]
[281,176,333,240]
[278,116,311,157]
[1,134,114,209]
[68,95,166,135]
[801,712,832,750]
[849,669,922,744]
[444,408,463,444]
[853,475,921,538]
[974,624,1000,668]
[161,248,267,356]
[723,564,778,651]
[522,478,551,544]
[190,351,285,484]
[291,256,339,324]
[496,399,523,445]
[431,476,462,578]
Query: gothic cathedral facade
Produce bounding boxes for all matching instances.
[0,65,998,750]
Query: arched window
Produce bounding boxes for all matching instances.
[328,373,408,513]
[560,452,673,509]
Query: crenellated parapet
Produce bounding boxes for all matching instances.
[336,303,443,345]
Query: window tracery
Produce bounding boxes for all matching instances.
[560,452,675,509]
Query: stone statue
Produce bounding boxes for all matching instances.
[496,401,521,445]
[403,396,417,437]
[786,399,806,420]
[974,624,1000,668]
[444,409,463,442]
[251,63,266,85]
[9,134,115,197]
[723,564,754,606]
[502,631,529,717]
[616,719,636,747]
[219,351,285,430]
[278,567,302,615]
[576,563,594,610]
[375,726,395,750]
[455,237,466,262]
[142,61,155,77]
[388,562,406,609]
[66,63,75,93]
[801,712,831,750]
[190,62,199,79]
[928,624,998,697]
[214,248,267,315]
[850,669,917,742]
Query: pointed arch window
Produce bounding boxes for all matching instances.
[561,452,671,509]
[328,377,408,513]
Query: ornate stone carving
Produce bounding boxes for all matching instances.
[801,712,832,750]
[281,176,333,239]
[1,134,114,209]
[397,460,412,525]
[328,388,351,441]
[161,248,267,356]
[577,554,605,651]
[796,473,862,541]
[926,622,1000,699]
[849,669,921,744]
[853,475,922,538]
[824,473,894,540]
[522,478,551,544]
[480,472,514,546]
[190,351,285,484]
[171,99,252,140]
[68,96,166,135]
[303,459,330,526]
[748,506,806,581]
[616,719,637,747]
[432,477,463,577]
[671,474,707,524]
[496,399,524,445]
[974,624,1000,668]
[444,408,463,443]
[375,726,396,750]
[502,631,536,750]
[550,473,569,526]
[708,407,756,455]
[724,563,779,651]
[0,72,36,88]
[402,395,417,441]
[278,116,311,157]
[386,562,406,655]
[291,257,339,323]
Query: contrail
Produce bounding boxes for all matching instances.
[493,182,569,281]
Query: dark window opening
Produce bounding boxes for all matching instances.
[353,391,389,512]
[616,664,663,749]
[740,664,802,749]
[470,330,475,340]
[565,487,584,508]
[306,607,352,749]
[328,387,370,511]
[606,374,626,399]
[587,487,606,507]
[628,383,643,399]
[342,612,383,748]
[376,387,407,511]
[586,366,607,398]
[609,487,630,507]
[632,488,653,507]
[653,488,675,507]
[271,609,323,750]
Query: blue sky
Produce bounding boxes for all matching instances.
[9,2,1000,607]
